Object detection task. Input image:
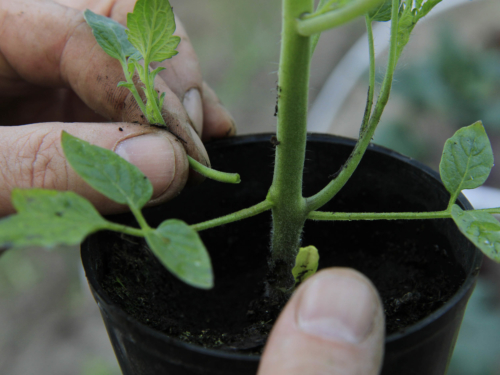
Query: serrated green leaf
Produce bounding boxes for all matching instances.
[84,9,139,64]
[149,66,166,87]
[396,0,442,60]
[396,3,416,59]
[61,132,153,209]
[451,205,500,262]
[0,189,109,249]
[440,122,494,197]
[419,0,442,19]
[292,245,319,287]
[126,0,180,63]
[158,92,166,109]
[369,0,398,22]
[145,220,213,289]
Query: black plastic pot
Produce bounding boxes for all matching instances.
[82,133,482,375]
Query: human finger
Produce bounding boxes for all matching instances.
[0,122,189,217]
[258,268,385,375]
[201,82,236,141]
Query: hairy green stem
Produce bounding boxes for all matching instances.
[479,208,500,215]
[129,203,152,231]
[121,61,148,116]
[268,0,313,272]
[305,0,400,213]
[308,210,452,221]
[297,0,386,36]
[361,15,375,134]
[191,200,273,232]
[187,156,241,184]
[106,222,146,237]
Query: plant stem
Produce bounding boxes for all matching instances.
[187,156,240,184]
[361,15,375,133]
[105,222,146,237]
[129,203,152,232]
[268,0,313,276]
[297,0,386,36]
[308,210,452,221]
[191,200,273,232]
[479,208,500,215]
[305,0,400,213]
[120,61,148,116]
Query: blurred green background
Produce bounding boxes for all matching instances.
[1,1,500,374]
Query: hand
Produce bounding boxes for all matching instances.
[258,268,385,375]
[0,0,235,217]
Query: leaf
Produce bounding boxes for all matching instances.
[396,3,416,59]
[419,0,442,19]
[126,0,180,63]
[396,0,442,60]
[439,121,493,197]
[292,245,319,287]
[0,189,109,249]
[61,132,153,209]
[84,9,139,64]
[149,66,166,88]
[369,0,398,22]
[145,220,213,289]
[158,92,166,109]
[451,205,500,263]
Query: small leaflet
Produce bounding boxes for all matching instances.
[439,121,494,198]
[61,132,153,209]
[292,245,320,287]
[145,219,213,289]
[451,205,500,263]
[0,189,109,249]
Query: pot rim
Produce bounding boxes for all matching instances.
[82,132,483,360]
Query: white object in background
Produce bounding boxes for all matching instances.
[308,0,483,133]
[462,186,500,210]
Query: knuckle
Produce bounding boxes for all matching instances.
[11,129,68,190]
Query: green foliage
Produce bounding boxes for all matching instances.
[145,220,213,289]
[0,189,108,248]
[451,205,500,263]
[292,245,319,287]
[368,0,398,22]
[84,0,180,126]
[439,122,494,198]
[83,10,138,64]
[126,0,180,63]
[396,0,442,60]
[61,132,153,209]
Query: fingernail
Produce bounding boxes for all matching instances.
[115,134,176,199]
[297,273,376,344]
[219,104,237,137]
[187,125,210,167]
[183,88,203,136]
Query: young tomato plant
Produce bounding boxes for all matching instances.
[0,0,499,293]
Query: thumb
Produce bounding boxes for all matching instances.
[0,123,188,217]
[258,268,385,375]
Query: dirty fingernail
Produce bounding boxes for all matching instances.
[297,273,376,344]
[187,125,210,167]
[183,88,203,136]
[219,104,237,137]
[115,134,176,199]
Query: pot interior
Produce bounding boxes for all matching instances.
[86,134,478,353]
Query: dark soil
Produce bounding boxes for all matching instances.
[91,135,467,355]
